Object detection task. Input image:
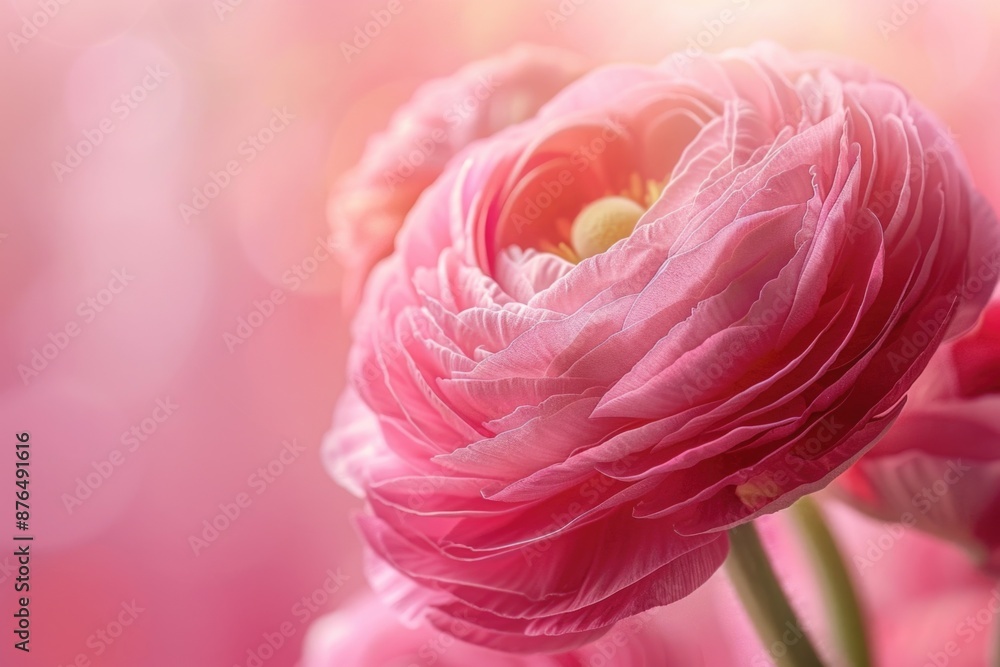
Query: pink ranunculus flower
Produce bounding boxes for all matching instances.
[326,42,1000,651]
[838,294,1000,573]
[298,591,722,667]
[329,45,589,309]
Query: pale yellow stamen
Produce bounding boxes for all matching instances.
[625,172,644,202]
[645,179,663,206]
[570,196,645,260]
[539,239,580,263]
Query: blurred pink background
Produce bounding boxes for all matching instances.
[1,0,998,665]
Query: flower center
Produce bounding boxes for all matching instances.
[537,174,662,263]
[570,196,645,261]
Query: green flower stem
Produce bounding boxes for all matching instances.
[726,521,826,667]
[790,496,871,667]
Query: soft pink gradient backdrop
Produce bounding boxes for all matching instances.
[1,1,998,666]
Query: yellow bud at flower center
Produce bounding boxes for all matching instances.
[570,196,645,261]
